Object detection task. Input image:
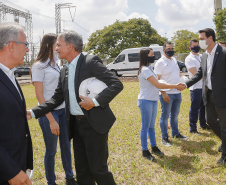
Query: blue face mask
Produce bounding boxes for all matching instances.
[165,50,174,57]
[147,56,155,64]
[191,46,200,53]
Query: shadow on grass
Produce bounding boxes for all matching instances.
[157,154,198,174]
[172,139,218,155]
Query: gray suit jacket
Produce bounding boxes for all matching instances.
[32,54,123,138]
[186,45,226,108]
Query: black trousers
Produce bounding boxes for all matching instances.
[72,116,116,185]
[206,90,226,157]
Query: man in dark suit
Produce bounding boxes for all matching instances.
[0,22,33,184]
[28,31,123,184]
[184,28,226,165]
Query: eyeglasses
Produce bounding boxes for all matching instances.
[4,41,29,49]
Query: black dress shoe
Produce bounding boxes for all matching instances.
[190,130,200,135]
[66,178,78,185]
[201,125,211,130]
[217,157,226,165]
[142,150,156,161]
[152,146,164,157]
[218,145,222,152]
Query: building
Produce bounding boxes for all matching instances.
[214,0,222,15]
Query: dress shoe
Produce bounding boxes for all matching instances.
[66,178,78,185]
[201,125,211,130]
[142,150,155,161]
[172,133,188,140]
[218,145,222,152]
[217,157,226,165]
[190,130,200,135]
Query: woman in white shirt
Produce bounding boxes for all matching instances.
[31,33,76,185]
[138,48,182,161]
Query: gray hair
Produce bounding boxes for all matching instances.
[0,22,24,50]
[58,31,83,52]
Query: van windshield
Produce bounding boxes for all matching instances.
[114,54,125,63]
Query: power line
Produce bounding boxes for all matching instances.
[1,0,89,33]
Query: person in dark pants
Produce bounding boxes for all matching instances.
[0,22,33,185]
[183,28,226,165]
[185,39,210,134]
[28,30,123,184]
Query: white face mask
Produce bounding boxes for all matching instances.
[199,40,208,50]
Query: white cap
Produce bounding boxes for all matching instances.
[79,77,107,99]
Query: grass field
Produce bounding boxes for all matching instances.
[23,81,226,185]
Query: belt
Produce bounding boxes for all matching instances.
[75,115,86,120]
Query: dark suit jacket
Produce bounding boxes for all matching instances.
[32,54,123,139]
[186,45,226,108]
[0,69,33,184]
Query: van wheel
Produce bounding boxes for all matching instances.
[111,70,119,76]
[181,67,187,72]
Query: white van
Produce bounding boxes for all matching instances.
[106,45,163,76]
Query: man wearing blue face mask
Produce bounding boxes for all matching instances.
[154,42,188,146]
[185,39,210,134]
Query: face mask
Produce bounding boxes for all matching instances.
[165,50,174,57]
[147,56,155,64]
[191,46,200,53]
[199,40,208,50]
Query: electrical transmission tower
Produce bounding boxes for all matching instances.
[55,3,76,34]
[0,2,33,62]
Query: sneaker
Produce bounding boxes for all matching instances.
[66,178,78,185]
[162,137,172,147]
[190,130,200,135]
[152,146,164,157]
[142,150,156,161]
[173,133,188,140]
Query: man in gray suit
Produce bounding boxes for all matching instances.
[184,28,226,165]
[28,31,123,184]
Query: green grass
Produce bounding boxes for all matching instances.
[23,82,226,185]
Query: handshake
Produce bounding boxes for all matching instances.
[175,83,186,91]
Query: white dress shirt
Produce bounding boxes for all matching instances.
[0,63,22,99]
[206,44,218,90]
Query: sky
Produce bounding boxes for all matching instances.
[2,0,226,45]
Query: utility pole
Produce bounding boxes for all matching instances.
[55,3,76,34]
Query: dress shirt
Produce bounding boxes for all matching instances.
[0,63,22,99]
[206,44,218,90]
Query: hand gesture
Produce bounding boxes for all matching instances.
[26,111,32,121]
[79,95,95,110]
[176,83,186,91]
[8,170,32,185]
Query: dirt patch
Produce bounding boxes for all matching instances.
[119,77,138,82]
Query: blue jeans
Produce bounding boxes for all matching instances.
[159,93,182,139]
[189,89,206,131]
[39,108,74,185]
[138,99,158,150]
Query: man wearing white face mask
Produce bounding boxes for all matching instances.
[184,28,226,165]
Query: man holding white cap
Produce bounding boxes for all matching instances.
[28,30,123,184]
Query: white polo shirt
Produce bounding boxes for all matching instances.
[154,56,181,94]
[185,52,203,90]
[31,57,65,110]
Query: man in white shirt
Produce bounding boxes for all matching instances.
[0,22,33,185]
[185,39,210,134]
[154,42,187,146]
[185,28,226,165]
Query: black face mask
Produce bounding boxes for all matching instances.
[147,56,155,64]
[191,46,200,53]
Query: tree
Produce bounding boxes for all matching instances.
[84,18,166,58]
[213,8,226,42]
[171,30,199,53]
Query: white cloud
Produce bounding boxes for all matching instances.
[155,0,214,38]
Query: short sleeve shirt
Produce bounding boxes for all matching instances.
[185,52,202,90]
[154,56,180,94]
[31,58,65,109]
[138,65,159,101]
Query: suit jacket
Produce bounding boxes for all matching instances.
[186,45,226,108]
[0,69,33,184]
[32,54,123,139]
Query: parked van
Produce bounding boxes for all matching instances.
[106,45,163,76]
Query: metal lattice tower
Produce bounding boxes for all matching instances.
[55,3,76,34]
[0,2,33,62]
